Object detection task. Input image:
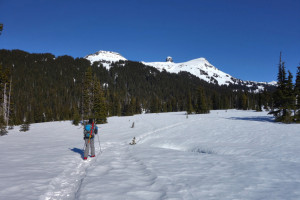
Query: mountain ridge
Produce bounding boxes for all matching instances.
[85,50,276,92]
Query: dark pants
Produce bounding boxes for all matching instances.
[84,138,95,158]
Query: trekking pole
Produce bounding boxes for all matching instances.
[82,122,86,151]
[97,133,102,153]
[82,140,86,159]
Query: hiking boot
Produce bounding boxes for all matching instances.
[91,155,95,157]
[83,157,87,160]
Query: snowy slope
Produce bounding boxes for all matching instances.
[142,58,277,88]
[142,57,234,85]
[85,50,127,63]
[1,110,300,200]
[85,51,276,89]
[84,50,127,69]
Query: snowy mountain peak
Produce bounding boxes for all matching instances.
[83,50,275,91]
[142,57,232,85]
[142,57,275,90]
[85,50,127,63]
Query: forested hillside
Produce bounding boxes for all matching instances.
[0,49,275,126]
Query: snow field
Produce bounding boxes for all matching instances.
[0,110,300,200]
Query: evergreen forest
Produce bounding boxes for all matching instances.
[1,49,290,132]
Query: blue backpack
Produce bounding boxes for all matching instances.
[84,124,93,138]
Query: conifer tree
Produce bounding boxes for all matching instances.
[277,53,287,90]
[262,89,271,111]
[114,98,122,116]
[162,102,167,112]
[93,79,107,124]
[286,71,295,109]
[72,106,80,126]
[256,92,263,111]
[83,67,94,119]
[20,114,30,132]
[167,100,172,112]
[150,97,159,113]
[294,65,300,122]
[186,91,193,114]
[195,86,209,114]
[237,93,248,110]
[272,54,294,123]
[135,97,142,114]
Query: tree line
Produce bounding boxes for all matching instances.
[0,49,279,133]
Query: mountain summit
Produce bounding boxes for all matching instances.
[85,50,127,63]
[142,57,234,86]
[84,51,276,90]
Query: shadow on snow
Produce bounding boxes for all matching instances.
[70,148,84,159]
[228,116,274,123]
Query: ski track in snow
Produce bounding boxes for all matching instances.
[40,120,188,200]
[40,147,103,200]
[75,120,196,200]
[136,119,198,144]
[3,111,300,200]
[76,144,194,200]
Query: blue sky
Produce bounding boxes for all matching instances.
[1,0,299,82]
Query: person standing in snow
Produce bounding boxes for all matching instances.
[83,118,98,160]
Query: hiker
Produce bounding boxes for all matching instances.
[83,118,98,160]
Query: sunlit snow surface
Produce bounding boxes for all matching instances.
[85,50,127,64]
[1,110,300,200]
[143,58,234,85]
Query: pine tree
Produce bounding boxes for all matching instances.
[277,53,287,90]
[167,100,172,112]
[186,91,193,114]
[295,65,300,97]
[135,97,142,114]
[272,53,294,123]
[150,97,159,113]
[294,65,300,122]
[256,92,263,112]
[195,86,209,114]
[72,106,80,126]
[262,89,271,111]
[20,114,30,132]
[241,93,248,110]
[93,79,107,124]
[286,71,295,110]
[83,66,94,119]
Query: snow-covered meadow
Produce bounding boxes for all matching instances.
[1,110,300,200]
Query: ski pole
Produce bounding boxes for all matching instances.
[82,139,87,159]
[97,133,102,153]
